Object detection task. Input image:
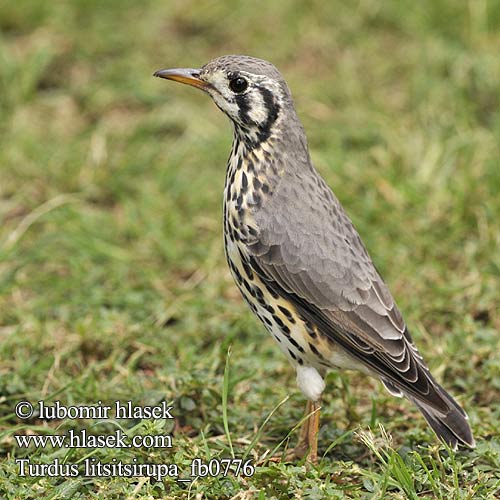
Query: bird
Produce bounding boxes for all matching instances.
[154,55,475,463]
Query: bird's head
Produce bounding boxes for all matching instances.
[154,55,294,145]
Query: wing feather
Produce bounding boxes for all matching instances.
[246,166,448,412]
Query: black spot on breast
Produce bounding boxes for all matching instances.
[308,342,325,360]
[280,324,291,335]
[236,193,243,210]
[304,320,317,338]
[237,247,247,261]
[232,265,243,285]
[289,337,304,353]
[230,169,236,184]
[237,250,253,280]
[278,305,296,323]
[243,278,253,294]
[309,342,319,355]
[288,349,297,361]
[241,171,248,192]
[264,304,274,314]
[272,314,285,328]
[252,285,267,307]
[241,258,254,280]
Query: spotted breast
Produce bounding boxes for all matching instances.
[222,133,359,401]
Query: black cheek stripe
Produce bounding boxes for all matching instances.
[233,87,280,149]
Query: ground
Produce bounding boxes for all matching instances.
[0,1,499,498]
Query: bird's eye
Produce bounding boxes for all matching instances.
[229,77,248,93]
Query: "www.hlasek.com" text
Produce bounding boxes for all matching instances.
[14,429,172,449]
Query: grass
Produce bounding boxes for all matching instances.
[0,0,499,498]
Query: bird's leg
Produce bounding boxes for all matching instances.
[307,399,320,464]
[294,400,313,455]
[286,399,321,464]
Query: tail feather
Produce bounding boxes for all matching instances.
[414,400,474,449]
[382,378,475,449]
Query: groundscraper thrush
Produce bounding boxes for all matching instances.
[154,55,474,463]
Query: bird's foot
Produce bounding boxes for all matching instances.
[282,399,320,465]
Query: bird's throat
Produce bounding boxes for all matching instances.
[222,134,280,246]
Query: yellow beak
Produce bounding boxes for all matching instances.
[153,68,208,90]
